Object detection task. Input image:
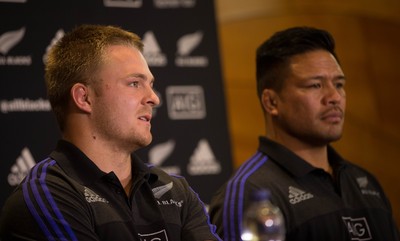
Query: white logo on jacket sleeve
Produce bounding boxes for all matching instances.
[152,182,173,199]
[152,182,183,207]
[356,176,380,197]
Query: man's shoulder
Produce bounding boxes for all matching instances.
[22,157,64,181]
[342,160,377,177]
[341,160,385,188]
[231,152,284,180]
[14,157,85,201]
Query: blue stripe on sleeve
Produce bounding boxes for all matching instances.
[22,159,56,241]
[39,159,78,241]
[188,186,223,241]
[223,152,268,240]
[22,158,78,241]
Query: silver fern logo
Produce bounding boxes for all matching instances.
[356,176,380,197]
[148,139,180,174]
[177,31,202,56]
[152,182,173,199]
[0,27,31,66]
[356,177,368,188]
[0,27,25,55]
[175,31,208,67]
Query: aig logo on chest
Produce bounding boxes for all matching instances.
[139,229,168,241]
[342,217,372,240]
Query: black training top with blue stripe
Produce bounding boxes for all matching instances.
[208,137,400,241]
[0,140,221,241]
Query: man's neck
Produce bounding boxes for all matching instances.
[63,132,134,189]
[269,133,332,174]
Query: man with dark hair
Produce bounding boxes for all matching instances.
[0,24,220,241]
[209,26,399,240]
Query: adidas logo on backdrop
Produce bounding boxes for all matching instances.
[187,139,221,175]
[8,147,36,186]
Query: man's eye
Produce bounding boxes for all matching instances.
[130,82,139,87]
[336,83,344,89]
[310,84,321,88]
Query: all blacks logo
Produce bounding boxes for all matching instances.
[139,229,168,241]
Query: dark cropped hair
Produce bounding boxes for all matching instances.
[256,26,339,98]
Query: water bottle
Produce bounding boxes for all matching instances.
[241,189,285,241]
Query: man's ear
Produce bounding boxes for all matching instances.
[261,89,279,116]
[71,83,91,113]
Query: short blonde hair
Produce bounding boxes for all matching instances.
[45,24,143,131]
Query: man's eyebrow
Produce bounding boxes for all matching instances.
[129,73,155,84]
[337,75,346,80]
[129,73,147,80]
[308,74,346,81]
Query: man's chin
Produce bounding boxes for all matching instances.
[129,136,152,151]
[141,136,153,147]
[322,134,342,145]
